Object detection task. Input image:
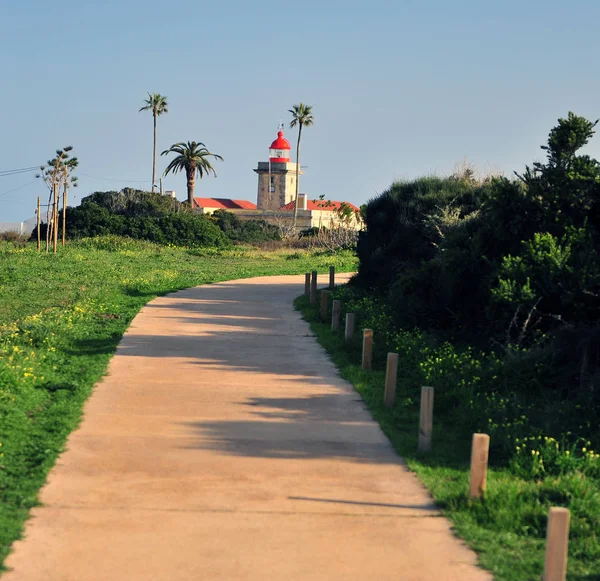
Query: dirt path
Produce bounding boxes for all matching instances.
[3,275,492,581]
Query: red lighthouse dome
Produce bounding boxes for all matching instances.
[269,130,291,163]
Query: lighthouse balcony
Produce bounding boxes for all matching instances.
[255,161,300,172]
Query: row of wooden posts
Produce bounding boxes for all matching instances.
[306,267,571,581]
[34,195,65,253]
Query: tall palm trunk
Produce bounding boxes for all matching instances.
[152,113,157,193]
[292,123,303,230]
[186,166,196,207]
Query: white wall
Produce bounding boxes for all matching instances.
[0,216,37,234]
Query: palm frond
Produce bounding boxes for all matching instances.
[160,140,223,178]
[289,102,314,128]
[140,92,168,115]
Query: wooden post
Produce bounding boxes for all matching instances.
[418,386,434,452]
[362,329,373,370]
[469,433,490,500]
[345,313,355,342]
[329,265,335,289]
[52,182,58,253]
[36,196,41,253]
[62,184,67,246]
[310,271,317,304]
[331,300,341,331]
[543,507,570,581]
[384,353,398,407]
[320,290,329,321]
[304,273,310,296]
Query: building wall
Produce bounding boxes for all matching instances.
[254,162,301,210]
[0,217,37,235]
[195,207,362,231]
[0,222,27,234]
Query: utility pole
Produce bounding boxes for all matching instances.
[36,196,41,252]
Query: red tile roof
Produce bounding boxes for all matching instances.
[194,198,258,210]
[280,199,360,212]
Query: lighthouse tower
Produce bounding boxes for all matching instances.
[254,127,302,210]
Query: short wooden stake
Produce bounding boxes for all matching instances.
[329,265,335,289]
[543,507,570,581]
[320,290,329,321]
[304,273,310,296]
[384,353,398,407]
[469,433,490,500]
[418,386,434,452]
[310,271,318,304]
[345,313,355,342]
[331,300,341,331]
[362,329,373,370]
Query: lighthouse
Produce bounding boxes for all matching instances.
[254,127,302,210]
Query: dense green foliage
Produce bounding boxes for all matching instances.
[0,238,357,571]
[297,292,600,580]
[333,113,600,579]
[208,209,280,243]
[34,190,284,247]
[357,113,600,395]
[35,189,229,247]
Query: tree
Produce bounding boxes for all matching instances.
[139,93,168,193]
[161,141,223,207]
[37,146,78,252]
[516,112,600,232]
[289,103,314,231]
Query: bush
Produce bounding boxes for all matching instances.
[0,231,29,246]
[33,189,231,248]
[350,112,600,433]
[81,188,185,217]
[355,175,492,291]
[355,113,600,341]
[209,210,280,243]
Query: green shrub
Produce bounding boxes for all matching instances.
[0,232,28,246]
[355,175,491,290]
[353,114,600,400]
[209,210,280,243]
[330,284,600,465]
[33,189,231,248]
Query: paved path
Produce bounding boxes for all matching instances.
[3,275,492,581]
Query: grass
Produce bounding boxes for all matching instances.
[0,236,357,571]
[295,291,600,581]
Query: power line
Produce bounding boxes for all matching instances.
[0,179,38,199]
[0,166,39,178]
[0,167,151,184]
[78,172,150,184]
[0,165,39,174]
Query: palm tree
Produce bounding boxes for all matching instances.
[289,103,314,230]
[139,93,168,193]
[161,141,223,207]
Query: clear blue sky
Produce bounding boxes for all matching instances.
[2,0,600,221]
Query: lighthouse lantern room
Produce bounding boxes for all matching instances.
[269,130,291,163]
